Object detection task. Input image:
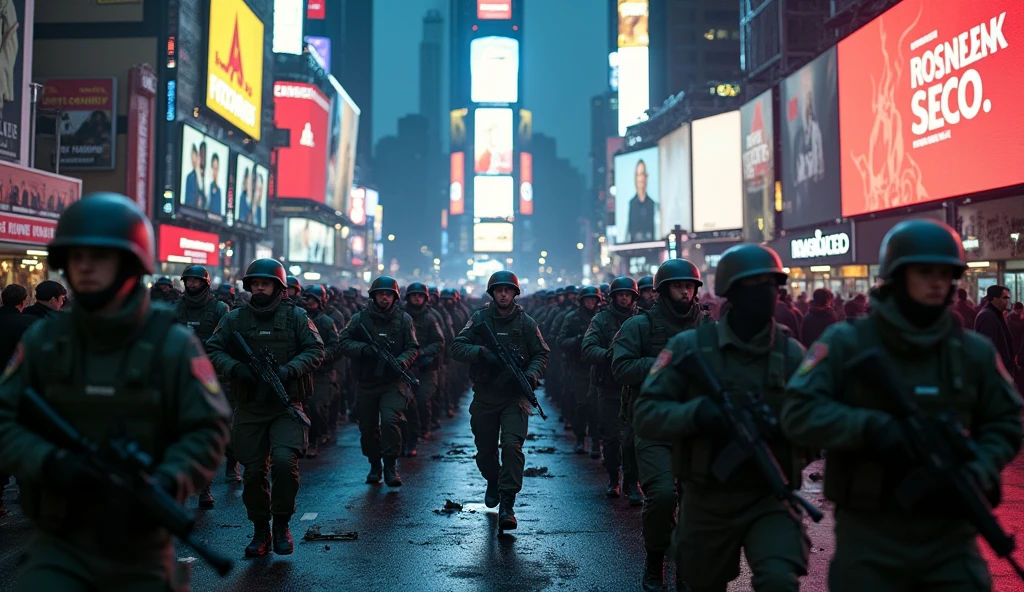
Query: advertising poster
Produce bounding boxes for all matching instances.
[473,175,514,219]
[613,146,660,245]
[206,0,264,140]
[40,78,117,169]
[520,152,533,215]
[0,160,81,221]
[450,151,465,215]
[470,36,519,104]
[741,90,776,242]
[348,186,367,226]
[273,81,330,202]
[326,77,359,213]
[272,0,304,55]
[179,125,229,218]
[781,47,841,229]
[305,36,331,73]
[617,0,649,48]
[287,217,335,264]
[0,0,25,163]
[233,152,268,228]
[617,47,649,136]
[473,222,514,253]
[158,225,219,266]
[693,111,743,231]
[657,123,692,235]
[838,1,1024,218]
[474,107,513,175]
[477,0,511,20]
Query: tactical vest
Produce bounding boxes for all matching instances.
[469,310,528,387]
[409,309,442,372]
[352,309,412,384]
[234,301,313,402]
[674,322,806,490]
[308,312,337,382]
[562,309,594,374]
[175,295,222,344]
[589,309,629,392]
[823,317,975,511]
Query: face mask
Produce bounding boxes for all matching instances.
[251,291,279,308]
[185,284,207,297]
[726,282,778,339]
[890,275,949,328]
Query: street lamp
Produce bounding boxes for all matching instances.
[387,234,395,241]
[576,243,584,250]
[540,250,548,257]
[433,258,441,264]
[538,257,545,264]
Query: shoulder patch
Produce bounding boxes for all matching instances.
[462,318,474,331]
[798,342,828,376]
[650,348,673,375]
[2,343,24,382]
[308,318,320,333]
[190,356,220,393]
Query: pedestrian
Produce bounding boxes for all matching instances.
[974,284,1017,375]
[402,282,445,455]
[774,288,802,336]
[205,258,325,557]
[1008,301,1024,347]
[635,244,811,592]
[953,287,977,329]
[300,285,341,459]
[800,288,839,347]
[22,281,66,319]
[449,271,549,532]
[337,276,418,487]
[795,291,809,315]
[782,219,1023,591]
[0,284,37,365]
[558,285,602,456]
[0,192,231,591]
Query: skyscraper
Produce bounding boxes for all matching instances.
[420,10,445,153]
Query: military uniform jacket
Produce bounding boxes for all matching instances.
[338,302,419,390]
[175,291,229,345]
[582,303,635,396]
[557,306,597,374]
[612,300,711,388]
[307,309,341,383]
[407,305,445,373]
[450,303,549,400]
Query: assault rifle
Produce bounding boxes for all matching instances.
[847,350,1024,582]
[678,352,824,522]
[478,322,547,420]
[18,388,234,576]
[232,331,311,427]
[356,324,420,388]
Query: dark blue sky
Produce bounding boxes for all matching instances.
[372,0,608,182]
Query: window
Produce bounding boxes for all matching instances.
[705,9,738,24]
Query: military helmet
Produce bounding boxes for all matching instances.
[714,244,787,295]
[486,270,521,296]
[327,285,340,299]
[555,288,565,295]
[48,192,156,275]
[440,288,457,300]
[344,287,359,298]
[428,285,440,298]
[181,264,211,285]
[878,219,967,280]
[406,282,429,298]
[578,286,601,301]
[216,284,236,298]
[242,258,288,291]
[303,284,327,305]
[637,275,655,291]
[286,275,302,291]
[368,276,400,297]
[655,258,703,290]
[155,276,173,287]
[609,276,639,297]
[564,285,578,295]
[599,283,611,295]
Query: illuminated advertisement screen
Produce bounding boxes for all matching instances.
[234,153,268,228]
[657,123,692,234]
[305,36,331,73]
[326,77,360,213]
[474,107,513,174]
[307,0,325,19]
[206,0,264,140]
[692,111,743,231]
[617,0,649,48]
[179,125,230,220]
[838,0,1024,217]
[474,222,514,253]
[349,186,368,226]
[473,175,514,219]
[613,146,660,245]
[617,46,649,136]
[158,225,219,266]
[520,152,533,215]
[287,218,336,264]
[471,37,519,104]
[272,0,304,55]
[477,0,511,20]
[741,90,776,242]
[274,82,330,202]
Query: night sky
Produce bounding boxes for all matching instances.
[372,0,608,183]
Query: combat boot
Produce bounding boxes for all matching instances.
[383,456,403,487]
[198,485,214,509]
[224,459,241,483]
[605,473,621,498]
[498,494,517,530]
[642,550,665,592]
[484,478,500,508]
[574,436,586,454]
[404,441,418,457]
[306,442,319,458]
[624,481,644,506]
[272,519,294,555]
[366,459,383,484]
[589,439,602,459]
[245,521,272,557]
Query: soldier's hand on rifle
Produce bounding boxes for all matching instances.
[694,399,727,434]
[234,364,257,384]
[42,449,94,490]
[864,415,910,457]
[277,365,294,384]
[360,345,377,360]
[480,348,502,369]
[527,375,539,390]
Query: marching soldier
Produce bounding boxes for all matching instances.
[558,285,602,455]
[301,285,341,459]
[403,283,445,453]
[638,275,656,310]
[286,276,303,306]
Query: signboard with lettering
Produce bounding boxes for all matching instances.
[206,0,264,140]
[40,78,118,170]
[157,224,220,265]
[0,212,56,246]
[0,160,82,222]
[767,221,854,267]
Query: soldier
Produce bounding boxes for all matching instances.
[547,286,578,429]
[782,220,1023,591]
[286,275,303,306]
[599,283,611,305]
[638,275,656,310]
[0,192,231,591]
[582,276,642,502]
[175,264,230,509]
[427,285,456,425]
[558,285,602,455]
[215,283,237,309]
[205,258,325,557]
[403,283,445,453]
[301,285,341,459]
[449,271,549,531]
[152,276,178,303]
[442,288,471,413]
[338,276,418,486]
[634,245,810,592]
[322,286,351,430]
[612,259,712,592]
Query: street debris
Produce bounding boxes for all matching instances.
[303,525,358,541]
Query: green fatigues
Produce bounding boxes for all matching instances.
[405,305,444,440]
[781,294,1023,592]
[612,300,710,554]
[0,290,232,591]
[206,298,324,522]
[558,306,598,441]
[444,302,470,408]
[450,303,549,495]
[338,303,419,460]
[428,306,454,422]
[307,309,341,445]
[582,304,635,478]
[325,305,349,428]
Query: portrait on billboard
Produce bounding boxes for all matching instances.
[470,36,520,104]
[657,123,692,235]
[617,0,649,48]
[234,153,268,228]
[40,78,118,170]
[474,108,513,175]
[179,125,229,217]
[781,47,841,229]
[473,175,514,219]
[288,218,335,265]
[613,146,660,245]
[741,90,776,242]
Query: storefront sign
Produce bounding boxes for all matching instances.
[206,0,264,140]
[791,229,851,260]
[39,78,117,169]
[853,209,946,264]
[957,195,1024,260]
[0,160,82,220]
[769,222,854,266]
[127,65,157,216]
[158,224,219,265]
[0,212,56,246]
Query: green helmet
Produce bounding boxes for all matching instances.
[155,276,173,287]
[564,285,578,295]
[578,286,600,301]
[486,270,521,296]
[878,219,966,280]
[637,275,654,291]
[428,285,440,298]
[555,288,565,296]
[440,288,457,300]
[714,244,787,295]
[181,265,211,285]
[242,258,288,291]
[655,258,703,290]
[302,284,327,305]
[599,283,610,295]
[215,284,236,298]
[610,276,639,297]
[48,192,155,274]
[369,276,400,297]
[286,275,302,291]
[405,282,429,298]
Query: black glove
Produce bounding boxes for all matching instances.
[42,449,95,490]
[234,364,257,384]
[694,399,727,434]
[482,351,503,369]
[864,416,910,456]
[277,365,294,384]
[360,345,378,360]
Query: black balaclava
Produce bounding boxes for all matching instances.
[71,252,142,313]
[406,296,426,314]
[185,280,208,298]
[888,268,953,328]
[251,286,282,309]
[726,281,778,342]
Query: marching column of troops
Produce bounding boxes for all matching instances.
[0,191,1019,592]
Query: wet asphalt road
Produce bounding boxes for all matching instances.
[1,387,1023,591]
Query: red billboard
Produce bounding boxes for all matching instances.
[450,152,465,215]
[273,82,330,203]
[477,0,511,20]
[839,1,1024,217]
[158,225,219,266]
[519,152,533,215]
[0,212,56,246]
[307,0,325,19]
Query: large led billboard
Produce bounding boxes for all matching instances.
[474,222,514,252]
[838,0,1024,217]
[520,152,533,215]
[474,107,513,175]
[450,152,465,215]
[326,77,360,213]
[742,90,776,242]
[287,218,335,264]
[234,153,268,228]
[471,37,520,104]
[617,47,649,136]
[274,82,330,202]
[272,0,304,55]
[657,123,692,234]
[692,111,743,231]
[477,0,511,20]
[613,146,660,245]
[158,225,219,266]
[179,125,230,219]
[473,175,514,219]
[618,1,649,48]
[206,0,264,140]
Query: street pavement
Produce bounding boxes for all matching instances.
[0,387,1023,591]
